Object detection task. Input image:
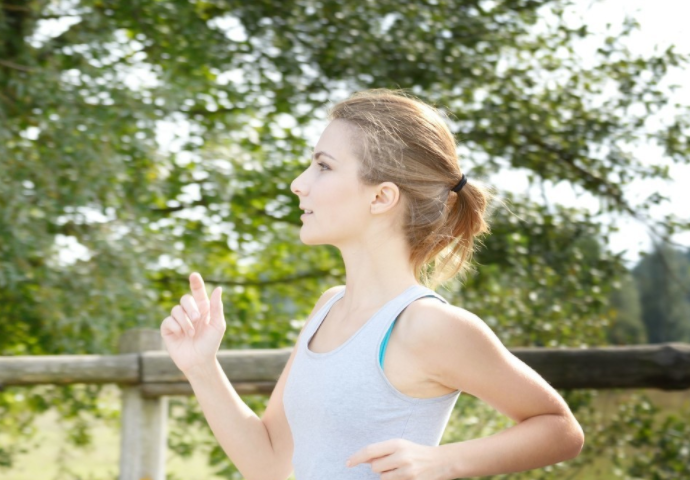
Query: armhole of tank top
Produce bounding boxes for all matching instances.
[375,290,461,403]
[378,291,448,368]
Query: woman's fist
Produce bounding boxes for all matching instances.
[161,272,227,374]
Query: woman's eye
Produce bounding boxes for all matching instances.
[317,162,329,171]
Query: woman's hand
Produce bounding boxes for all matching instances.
[347,439,448,480]
[161,272,226,374]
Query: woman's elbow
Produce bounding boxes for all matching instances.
[566,419,585,459]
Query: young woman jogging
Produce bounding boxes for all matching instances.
[161,89,584,480]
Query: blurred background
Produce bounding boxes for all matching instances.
[1,0,689,478]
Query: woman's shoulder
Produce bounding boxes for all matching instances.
[403,296,488,354]
[406,293,578,425]
[408,294,479,327]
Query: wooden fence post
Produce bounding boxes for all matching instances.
[118,328,168,480]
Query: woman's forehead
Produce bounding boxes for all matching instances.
[315,120,359,159]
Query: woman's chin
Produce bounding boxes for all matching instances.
[298,232,318,245]
[299,232,329,246]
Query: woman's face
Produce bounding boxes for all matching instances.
[290,119,375,247]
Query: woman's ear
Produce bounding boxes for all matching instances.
[370,181,401,215]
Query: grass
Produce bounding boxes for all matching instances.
[2,386,688,480]
[3,385,215,480]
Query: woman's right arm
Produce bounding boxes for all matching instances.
[161,272,343,480]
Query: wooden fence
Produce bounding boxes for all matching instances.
[1,328,689,480]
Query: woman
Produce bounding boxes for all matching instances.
[161,89,584,480]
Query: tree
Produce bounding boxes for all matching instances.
[633,243,690,343]
[2,0,689,477]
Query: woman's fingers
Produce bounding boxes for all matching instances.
[161,316,182,337]
[210,287,225,329]
[171,305,195,337]
[180,294,201,324]
[189,272,210,318]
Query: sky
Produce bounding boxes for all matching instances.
[41,0,690,270]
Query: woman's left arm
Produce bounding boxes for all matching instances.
[418,304,585,479]
[434,411,583,478]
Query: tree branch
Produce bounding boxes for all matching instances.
[156,269,337,288]
[526,134,635,217]
[0,59,35,72]
[149,198,297,225]
[1,3,31,12]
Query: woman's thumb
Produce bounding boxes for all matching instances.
[210,286,224,326]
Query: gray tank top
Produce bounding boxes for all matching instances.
[283,284,461,479]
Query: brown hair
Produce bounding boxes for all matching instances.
[328,88,496,290]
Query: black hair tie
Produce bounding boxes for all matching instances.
[451,173,467,193]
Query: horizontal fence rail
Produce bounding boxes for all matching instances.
[2,342,690,396]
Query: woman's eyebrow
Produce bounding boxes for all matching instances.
[312,151,338,162]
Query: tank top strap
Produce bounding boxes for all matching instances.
[300,287,347,348]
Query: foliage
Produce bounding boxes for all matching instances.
[592,391,690,480]
[1,0,689,478]
[607,271,646,345]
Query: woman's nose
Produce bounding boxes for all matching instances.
[290,170,307,196]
